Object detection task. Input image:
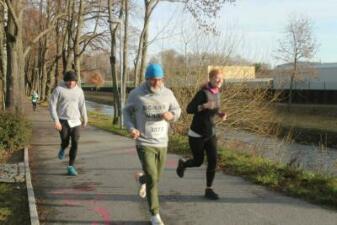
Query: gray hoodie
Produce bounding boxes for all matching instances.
[123,82,181,147]
[49,81,88,124]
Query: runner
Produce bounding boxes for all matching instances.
[49,71,88,176]
[123,64,181,225]
[176,68,227,200]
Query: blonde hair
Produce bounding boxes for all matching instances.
[208,68,222,79]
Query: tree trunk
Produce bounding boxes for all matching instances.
[0,5,6,110]
[73,0,84,84]
[24,53,32,95]
[62,0,74,73]
[38,0,50,101]
[139,19,149,84]
[122,0,128,107]
[108,0,121,125]
[32,56,39,93]
[5,2,20,112]
[134,0,159,86]
[288,58,297,110]
[4,0,26,113]
[54,1,62,87]
[45,61,56,100]
[288,73,294,110]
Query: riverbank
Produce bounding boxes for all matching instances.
[84,91,337,147]
[85,91,114,105]
[275,103,337,147]
[88,111,337,209]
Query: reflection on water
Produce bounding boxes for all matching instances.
[86,100,114,116]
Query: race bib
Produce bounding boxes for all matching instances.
[67,119,82,128]
[145,120,168,139]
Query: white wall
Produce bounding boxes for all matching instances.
[273,63,337,90]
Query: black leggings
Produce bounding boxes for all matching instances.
[59,120,80,166]
[184,135,217,187]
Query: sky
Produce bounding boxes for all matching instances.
[145,0,337,67]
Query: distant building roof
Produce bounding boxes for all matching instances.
[276,62,337,69]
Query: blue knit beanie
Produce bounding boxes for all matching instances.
[145,64,164,79]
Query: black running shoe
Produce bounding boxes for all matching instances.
[176,159,186,178]
[204,188,219,200]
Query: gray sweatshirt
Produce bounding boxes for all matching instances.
[49,81,88,124]
[123,82,181,147]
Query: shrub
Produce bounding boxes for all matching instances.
[0,112,31,152]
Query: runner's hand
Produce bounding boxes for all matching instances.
[130,129,140,139]
[218,112,227,121]
[54,121,62,131]
[161,112,174,121]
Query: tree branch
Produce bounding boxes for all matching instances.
[5,0,19,31]
[23,13,66,58]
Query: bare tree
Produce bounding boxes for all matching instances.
[73,0,84,81]
[0,2,6,110]
[108,0,122,124]
[3,0,65,111]
[4,0,25,112]
[122,0,129,116]
[175,0,236,32]
[133,0,159,86]
[60,0,107,82]
[24,0,107,100]
[133,0,236,86]
[276,15,317,107]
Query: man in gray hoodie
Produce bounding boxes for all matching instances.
[49,71,88,176]
[123,64,181,225]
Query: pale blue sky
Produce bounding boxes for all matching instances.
[145,0,337,66]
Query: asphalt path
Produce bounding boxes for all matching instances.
[28,105,337,225]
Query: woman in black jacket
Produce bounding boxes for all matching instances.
[176,68,227,200]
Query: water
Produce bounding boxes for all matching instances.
[218,127,337,176]
[86,100,114,116]
[86,100,337,176]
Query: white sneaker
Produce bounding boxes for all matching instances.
[151,214,164,225]
[139,183,146,198]
[134,171,146,198]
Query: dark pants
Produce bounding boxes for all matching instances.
[59,120,80,166]
[32,102,37,111]
[184,135,217,187]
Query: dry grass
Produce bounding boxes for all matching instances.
[170,76,281,139]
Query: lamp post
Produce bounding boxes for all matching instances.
[108,18,124,127]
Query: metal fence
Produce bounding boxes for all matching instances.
[273,80,337,90]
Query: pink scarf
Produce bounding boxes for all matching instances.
[206,83,219,94]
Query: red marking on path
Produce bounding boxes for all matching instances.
[50,180,112,224]
[166,159,177,169]
[90,206,111,225]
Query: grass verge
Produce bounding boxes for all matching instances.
[88,111,129,136]
[88,111,337,209]
[0,183,30,225]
